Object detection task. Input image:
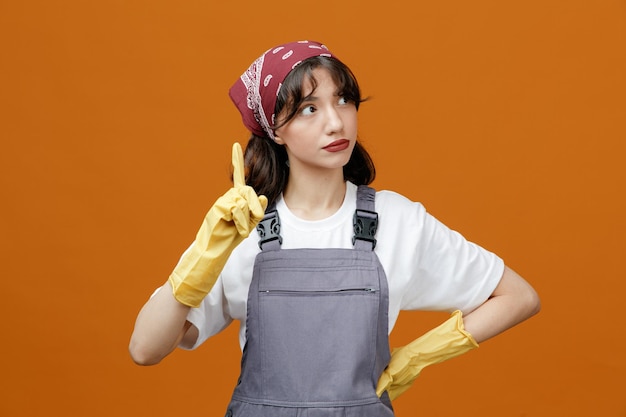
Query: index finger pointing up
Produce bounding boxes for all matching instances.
[232,142,246,187]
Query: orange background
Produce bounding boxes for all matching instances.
[1,1,625,416]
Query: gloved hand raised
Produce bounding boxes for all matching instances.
[376,310,478,401]
[168,143,268,308]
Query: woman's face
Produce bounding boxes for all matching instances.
[273,67,358,175]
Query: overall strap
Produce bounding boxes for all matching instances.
[258,185,379,252]
[257,204,282,251]
[353,185,378,251]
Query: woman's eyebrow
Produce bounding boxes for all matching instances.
[301,90,342,103]
[301,93,318,103]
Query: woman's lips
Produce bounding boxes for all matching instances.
[323,139,350,152]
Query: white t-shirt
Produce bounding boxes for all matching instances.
[183,182,504,351]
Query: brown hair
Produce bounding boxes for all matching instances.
[243,56,376,207]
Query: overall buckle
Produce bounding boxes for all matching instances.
[257,210,283,249]
[352,209,378,249]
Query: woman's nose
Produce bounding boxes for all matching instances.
[325,106,344,134]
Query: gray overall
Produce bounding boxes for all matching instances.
[225,186,394,417]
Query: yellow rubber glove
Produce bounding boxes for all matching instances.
[168,143,268,308]
[376,310,478,401]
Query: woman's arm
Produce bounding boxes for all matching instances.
[129,281,198,366]
[463,265,541,343]
[128,145,266,365]
[376,265,540,400]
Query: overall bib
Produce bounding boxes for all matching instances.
[225,186,394,417]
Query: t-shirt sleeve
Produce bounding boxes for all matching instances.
[166,242,234,351]
[182,275,233,350]
[378,191,504,314]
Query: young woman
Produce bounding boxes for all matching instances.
[130,40,540,416]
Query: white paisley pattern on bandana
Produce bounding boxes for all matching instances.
[241,54,274,139]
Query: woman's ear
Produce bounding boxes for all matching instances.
[273,134,284,145]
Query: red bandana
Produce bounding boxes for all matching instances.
[229,40,337,139]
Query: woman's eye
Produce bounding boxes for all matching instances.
[338,97,350,105]
[300,105,316,115]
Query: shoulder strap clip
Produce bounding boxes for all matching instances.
[257,210,282,250]
[352,208,378,249]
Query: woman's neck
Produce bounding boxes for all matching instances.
[282,169,346,221]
